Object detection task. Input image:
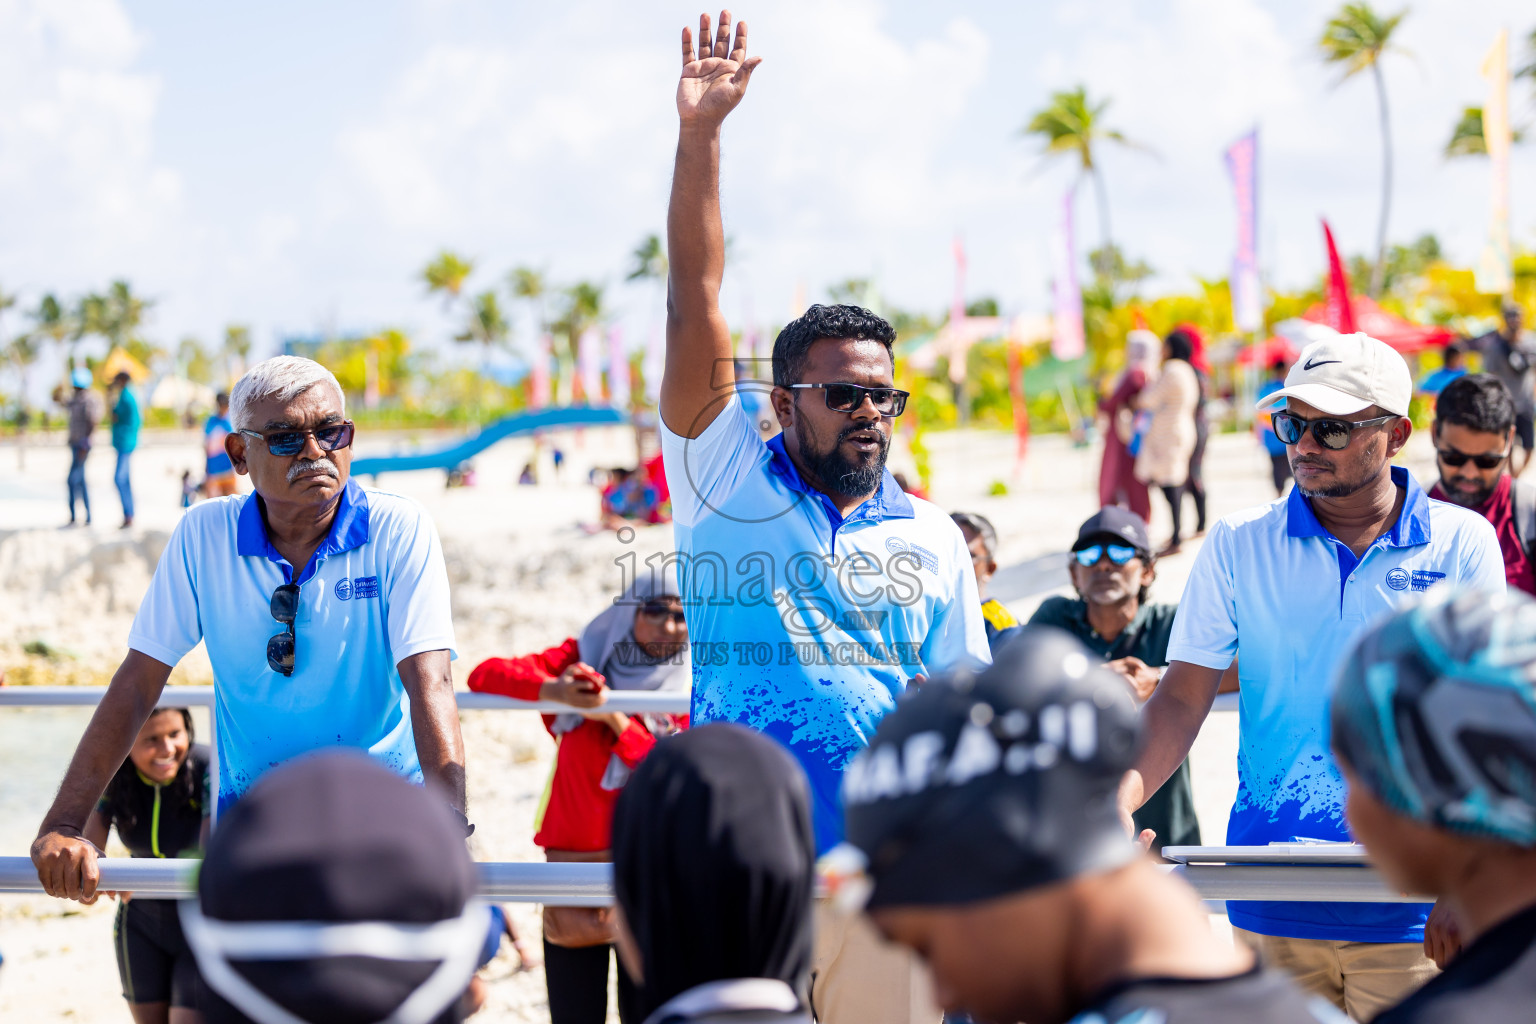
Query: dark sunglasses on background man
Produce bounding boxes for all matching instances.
[788,383,909,417]
[1073,543,1141,568]
[639,602,687,626]
[1270,411,1398,451]
[268,583,299,676]
[1436,446,1511,470]
[239,422,356,458]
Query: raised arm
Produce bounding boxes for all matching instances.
[661,10,762,438]
[32,650,171,901]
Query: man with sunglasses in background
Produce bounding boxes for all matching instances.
[1117,332,1506,1020]
[1026,506,1201,855]
[1427,374,1536,596]
[659,13,989,1023]
[32,355,464,905]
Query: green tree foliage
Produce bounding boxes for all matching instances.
[177,337,214,384]
[626,235,668,283]
[456,290,510,353]
[422,250,474,302]
[1319,3,1408,298]
[550,281,605,367]
[964,297,1000,317]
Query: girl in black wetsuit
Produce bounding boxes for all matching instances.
[84,707,209,1024]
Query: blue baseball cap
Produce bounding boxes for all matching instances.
[70,368,92,389]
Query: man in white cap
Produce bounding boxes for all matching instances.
[1117,332,1506,1019]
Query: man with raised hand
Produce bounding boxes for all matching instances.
[660,12,990,1023]
[1117,332,1506,1020]
[32,355,465,905]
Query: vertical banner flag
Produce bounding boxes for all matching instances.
[608,327,630,411]
[1051,187,1085,361]
[1007,339,1029,471]
[643,326,664,404]
[1476,29,1512,295]
[531,334,552,410]
[1225,129,1262,332]
[578,327,602,404]
[1322,220,1358,334]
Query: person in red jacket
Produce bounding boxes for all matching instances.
[469,572,689,1024]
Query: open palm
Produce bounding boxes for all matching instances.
[677,10,762,125]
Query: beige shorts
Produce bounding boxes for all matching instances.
[810,901,940,1024]
[1233,927,1437,1021]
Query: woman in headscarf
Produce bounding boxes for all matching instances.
[1173,324,1211,538]
[611,723,815,1024]
[468,571,691,1024]
[1098,330,1158,522]
[1135,329,1200,555]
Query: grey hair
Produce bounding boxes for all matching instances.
[229,356,346,430]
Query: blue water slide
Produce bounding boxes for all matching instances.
[349,406,626,477]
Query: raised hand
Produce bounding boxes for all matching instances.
[677,10,762,127]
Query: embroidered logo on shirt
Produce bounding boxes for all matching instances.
[334,576,380,601]
[1385,568,1410,591]
[1409,570,1446,592]
[883,537,939,574]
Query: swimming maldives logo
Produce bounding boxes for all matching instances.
[334,576,380,601]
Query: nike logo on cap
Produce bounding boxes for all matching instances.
[1304,357,1342,370]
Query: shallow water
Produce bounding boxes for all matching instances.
[0,705,212,854]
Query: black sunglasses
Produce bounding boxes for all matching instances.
[788,383,909,417]
[267,583,299,676]
[1436,446,1510,470]
[239,422,356,458]
[1270,411,1398,451]
[639,602,687,626]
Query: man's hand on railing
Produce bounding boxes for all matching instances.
[30,828,103,903]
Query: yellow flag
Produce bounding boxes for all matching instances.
[1476,29,1511,295]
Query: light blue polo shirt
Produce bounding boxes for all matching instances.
[1168,466,1505,942]
[661,393,992,853]
[128,479,457,810]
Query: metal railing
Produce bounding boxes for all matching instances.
[0,856,1424,905]
[5,685,1305,906]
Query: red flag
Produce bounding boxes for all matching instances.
[1321,220,1357,334]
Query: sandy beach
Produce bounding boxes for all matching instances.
[0,420,1446,1022]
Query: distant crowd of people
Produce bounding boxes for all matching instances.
[21,12,1536,1024]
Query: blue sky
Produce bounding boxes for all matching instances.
[0,0,1532,377]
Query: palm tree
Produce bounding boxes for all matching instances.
[223,324,252,384]
[550,282,605,401]
[177,337,214,385]
[31,293,72,367]
[422,251,475,304]
[626,235,668,283]
[1319,3,1408,298]
[455,290,510,357]
[1444,107,1525,157]
[1021,86,1141,248]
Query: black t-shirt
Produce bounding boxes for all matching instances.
[1071,966,1346,1023]
[96,744,210,859]
[1372,902,1536,1024]
[1026,598,1178,666]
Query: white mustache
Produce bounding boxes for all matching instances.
[287,457,339,483]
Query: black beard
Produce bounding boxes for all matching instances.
[1293,440,1382,499]
[797,422,890,500]
[1436,478,1495,508]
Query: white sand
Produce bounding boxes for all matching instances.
[0,420,1447,1021]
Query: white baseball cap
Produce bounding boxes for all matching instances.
[1255,332,1411,418]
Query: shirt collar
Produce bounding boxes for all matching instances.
[1286,464,1430,547]
[236,478,372,581]
[642,979,800,1024]
[764,432,914,526]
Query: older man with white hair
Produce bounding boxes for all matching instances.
[32,356,466,903]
